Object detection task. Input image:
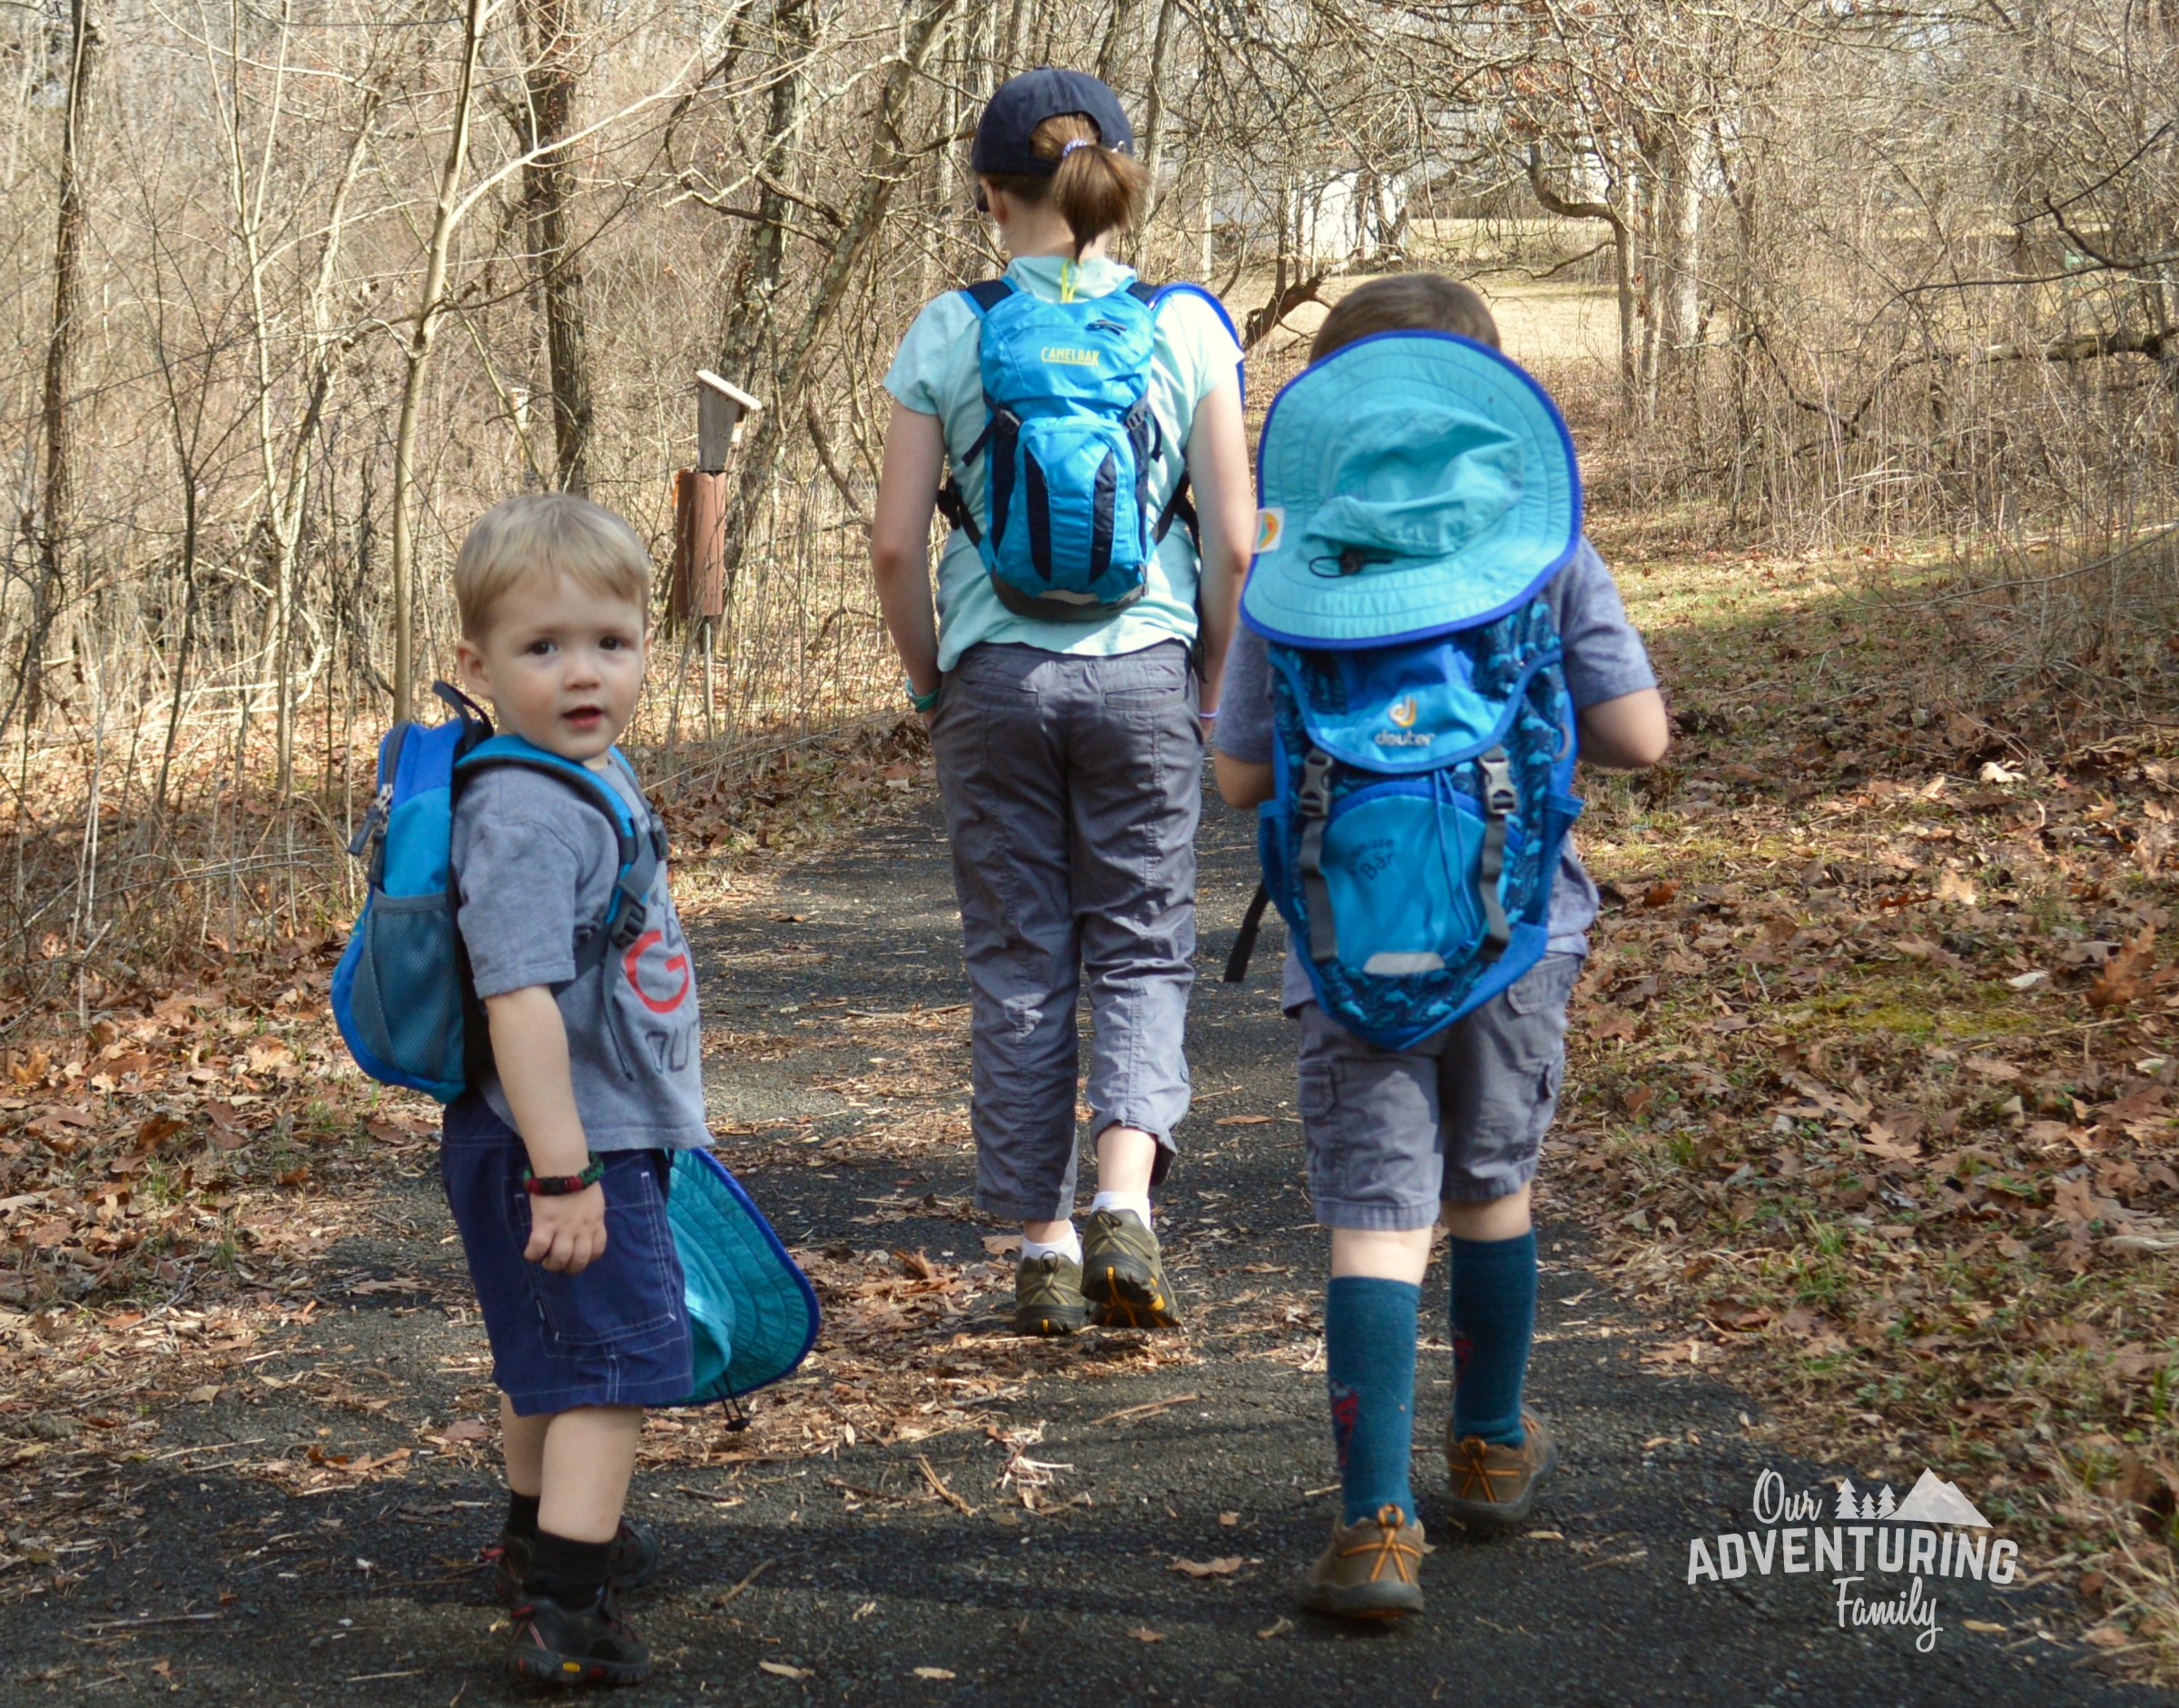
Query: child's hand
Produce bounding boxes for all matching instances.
[526,1183,608,1273]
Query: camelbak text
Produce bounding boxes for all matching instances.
[1040,347,1101,368]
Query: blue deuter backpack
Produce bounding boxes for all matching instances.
[1226,606,1583,1050]
[935,277,1237,621]
[331,682,820,1408]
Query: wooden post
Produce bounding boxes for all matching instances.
[668,371,763,749]
[696,369,761,473]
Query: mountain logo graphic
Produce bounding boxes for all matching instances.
[1835,1469,1990,1526]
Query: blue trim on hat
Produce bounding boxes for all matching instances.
[1242,330,1582,650]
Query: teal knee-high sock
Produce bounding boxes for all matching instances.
[1448,1231,1537,1447]
[1325,1276,1420,1525]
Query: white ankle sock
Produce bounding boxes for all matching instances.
[1090,1190,1151,1226]
[1020,1225,1080,1264]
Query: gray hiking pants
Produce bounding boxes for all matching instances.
[930,640,1201,1222]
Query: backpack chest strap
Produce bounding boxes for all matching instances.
[1474,747,1516,955]
[1296,749,1340,963]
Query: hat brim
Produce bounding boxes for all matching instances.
[1240,331,1581,649]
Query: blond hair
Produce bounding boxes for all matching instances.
[452,493,651,638]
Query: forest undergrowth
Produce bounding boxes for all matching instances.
[1561,515,2179,1682]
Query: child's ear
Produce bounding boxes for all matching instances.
[454,635,491,698]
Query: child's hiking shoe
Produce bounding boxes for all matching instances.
[1298,1504,1426,1620]
[1081,1208,1180,1328]
[1444,1407,1558,1531]
[487,1518,661,1607]
[1011,1249,1089,1336]
[505,1588,650,1687]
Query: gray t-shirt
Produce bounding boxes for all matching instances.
[452,758,709,1151]
[1215,536,1657,1008]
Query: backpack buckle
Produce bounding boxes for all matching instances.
[609,899,650,949]
[1478,750,1517,816]
[1297,750,1334,817]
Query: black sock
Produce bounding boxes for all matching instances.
[506,1492,541,1539]
[523,1529,612,1606]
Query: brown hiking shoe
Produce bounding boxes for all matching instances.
[1298,1504,1425,1620]
[1444,1407,1557,1531]
[1011,1249,1088,1336]
[1080,1209,1180,1328]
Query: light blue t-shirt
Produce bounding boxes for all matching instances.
[882,255,1243,672]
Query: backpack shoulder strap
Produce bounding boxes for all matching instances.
[455,737,659,983]
[958,277,1014,315]
[935,281,1016,542]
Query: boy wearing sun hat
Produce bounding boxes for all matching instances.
[1213,275,1669,1619]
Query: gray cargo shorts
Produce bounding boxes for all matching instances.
[929,640,1201,1223]
[1295,953,1582,1230]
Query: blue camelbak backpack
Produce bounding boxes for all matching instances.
[935,277,1237,621]
[331,681,820,1407]
[1225,331,1587,1051]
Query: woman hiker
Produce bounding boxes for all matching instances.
[868,66,1252,1335]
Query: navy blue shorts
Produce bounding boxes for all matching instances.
[440,1093,694,1417]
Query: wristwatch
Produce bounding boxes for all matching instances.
[903,675,941,714]
[522,1156,605,1196]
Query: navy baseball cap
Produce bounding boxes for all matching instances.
[971,68,1134,179]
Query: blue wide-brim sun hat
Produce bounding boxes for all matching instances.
[1240,331,1582,648]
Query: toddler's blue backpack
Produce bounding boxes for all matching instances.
[331,682,658,1104]
[330,682,821,1408]
[935,277,1236,621]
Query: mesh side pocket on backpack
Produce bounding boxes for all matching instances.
[348,891,467,1092]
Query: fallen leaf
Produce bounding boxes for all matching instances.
[1128,1626,1165,1643]
[1963,1618,2007,1634]
[2006,969,2049,991]
[2083,1625,2131,1650]
[2090,927,2156,1012]
[912,1667,956,1681]
[1218,1511,1239,1526]
[1170,1556,1245,1577]
[759,1661,814,1679]
[440,1417,491,1443]
[1257,1616,1294,1639]
[981,1234,1021,1258]
[1214,1114,1274,1126]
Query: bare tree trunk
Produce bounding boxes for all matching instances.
[21,0,103,737]
[716,0,812,391]
[518,0,593,494]
[391,0,493,725]
[1136,0,1180,244]
[714,0,962,609]
[1097,0,1141,87]
[1527,141,1636,404]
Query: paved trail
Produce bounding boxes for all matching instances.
[11,785,2157,1706]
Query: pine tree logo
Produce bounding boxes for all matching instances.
[1834,1478,1859,1519]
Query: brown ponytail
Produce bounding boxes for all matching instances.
[981,113,1148,257]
